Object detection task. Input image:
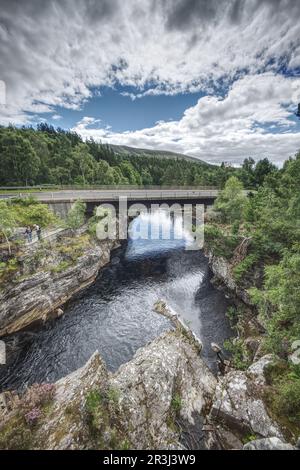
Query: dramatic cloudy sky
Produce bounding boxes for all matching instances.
[0,0,300,165]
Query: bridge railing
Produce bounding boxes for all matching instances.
[26,189,220,202]
[0,184,219,192]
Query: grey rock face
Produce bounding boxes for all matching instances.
[111,330,217,449]
[1,330,217,450]
[207,251,252,305]
[0,239,118,336]
[243,437,297,450]
[210,355,283,440]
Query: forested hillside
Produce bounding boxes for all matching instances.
[0,124,279,188]
[205,151,300,435]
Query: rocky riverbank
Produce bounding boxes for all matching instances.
[0,303,296,450]
[204,247,300,447]
[0,232,120,336]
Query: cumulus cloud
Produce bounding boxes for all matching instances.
[0,0,300,162]
[73,73,300,165]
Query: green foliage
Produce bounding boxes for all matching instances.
[233,254,259,282]
[0,198,58,253]
[214,176,247,223]
[0,125,284,189]
[85,387,130,450]
[226,306,238,325]
[12,201,58,228]
[0,124,256,188]
[107,387,120,404]
[250,250,300,357]
[0,382,55,449]
[50,260,72,273]
[0,258,19,282]
[224,338,251,370]
[66,199,86,230]
[264,361,300,431]
[205,151,300,433]
[242,434,257,444]
[171,393,182,413]
[85,390,103,415]
[204,224,239,259]
[0,200,17,252]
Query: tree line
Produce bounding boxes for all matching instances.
[206,151,300,431]
[0,124,281,188]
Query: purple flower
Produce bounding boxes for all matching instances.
[25,407,42,425]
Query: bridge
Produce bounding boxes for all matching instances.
[24,189,219,216]
[24,188,219,202]
[0,188,220,218]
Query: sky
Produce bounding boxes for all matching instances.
[0,0,300,165]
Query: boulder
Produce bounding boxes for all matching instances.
[209,355,283,439]
[111,330,216,449]
[243,437,297,450]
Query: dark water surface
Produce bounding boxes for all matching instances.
[0,212,233,391]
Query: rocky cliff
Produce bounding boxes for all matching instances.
[0,303,295,450]
[207,250,252,306]
[0,236,119,336]
[0,329,217,450]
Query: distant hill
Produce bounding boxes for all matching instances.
[110,144,214,167]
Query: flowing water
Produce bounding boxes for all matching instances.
[0,211,233,391]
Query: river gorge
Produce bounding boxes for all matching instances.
[0,210,233,391]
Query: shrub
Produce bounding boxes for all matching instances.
[66,200,86,230]
[224,338,251,370]
[22,383,55,411]
[171,393,182,413]
[233,254,258,282]
[24,408,42,426]
[264,362,300,432]
[205,224,239,259]
[50,260,72,273]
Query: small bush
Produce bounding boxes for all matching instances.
[224,338,251,370]
[24,408,42,426]
[171,393,182,413]
[233,254,258,282]
[205,224,240,259]
[50,260,72,273]
[107,387,120,404]
[85,390,102,414]
[22,383,56,411]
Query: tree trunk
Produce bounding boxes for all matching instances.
[4,232,11,255]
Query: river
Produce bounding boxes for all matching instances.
[0,210,234,391]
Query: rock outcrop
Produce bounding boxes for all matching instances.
[208,355,283,442]
[207,251,253,306]
[243,437,297,450]
[0,330,217,450]
[0,239,119,336]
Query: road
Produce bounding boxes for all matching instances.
[0,188,220,202]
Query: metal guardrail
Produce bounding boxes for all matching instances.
[24,189,220,202]
[0,185,218,191]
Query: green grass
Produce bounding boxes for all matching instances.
[171,393,182,413]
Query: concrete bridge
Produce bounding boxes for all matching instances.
[21,188,220,217]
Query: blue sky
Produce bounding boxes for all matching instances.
[0,0,300,165]
[48,86,204,132]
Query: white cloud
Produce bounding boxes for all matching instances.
[1,0,300,118]
[1,0,300,162]
[73,73,300,165]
